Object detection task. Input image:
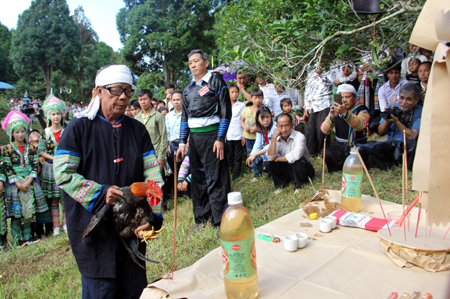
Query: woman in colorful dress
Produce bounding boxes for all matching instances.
[38,95,66,235]
[0,149,8,251]
[2,111,48,247]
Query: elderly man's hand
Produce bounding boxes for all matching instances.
[386,114,400,124]
[176,145,187,163]
[213,140,224,160]
[332,102,348,118]
[106,186,123,206]
[134,223,150,239]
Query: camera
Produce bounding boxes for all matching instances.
[381,106,403,120]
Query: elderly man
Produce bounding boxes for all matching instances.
[359,83,422,171]
[320,84,370,172]
[266,113,315,194]
[53,65,164,299]
[176,49,231,231]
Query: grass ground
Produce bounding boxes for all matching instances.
[0,152,415,298]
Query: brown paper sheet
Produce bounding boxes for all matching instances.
[144,191,450,299]
[409,0,446,51]
[428,43,450,226]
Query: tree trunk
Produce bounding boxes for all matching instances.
[42,65,53,97]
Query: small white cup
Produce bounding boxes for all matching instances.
[320,219,332,233]
[325,216,337,229]
[295,232,308,248]
[284,235,299,252]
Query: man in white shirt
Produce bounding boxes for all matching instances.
[376,62,408,111]
[166,91,183,171]
[256,74,276,107]
[266,113,315,194]
[285,84,302,109]
[268,83,292,117]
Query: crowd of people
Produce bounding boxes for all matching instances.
[0,44,431,298]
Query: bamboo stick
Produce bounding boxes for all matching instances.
[322,137,326,190]
[171,159,178,279]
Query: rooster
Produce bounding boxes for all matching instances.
[83,180,163,269]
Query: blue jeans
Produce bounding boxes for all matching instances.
[249,155,265,178]
[245,139,255,156]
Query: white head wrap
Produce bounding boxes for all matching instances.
[76,65,133,120]
[337,83,357,95]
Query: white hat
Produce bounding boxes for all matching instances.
[337,84,357,95]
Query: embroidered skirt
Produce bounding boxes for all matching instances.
[5,177,48,223]
[40,160,62,200]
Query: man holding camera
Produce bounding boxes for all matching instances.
[320,84,369,172]
[359,83,422,171]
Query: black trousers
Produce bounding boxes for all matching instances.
[227,140,244,180]
[305,108,330,156]
[325,142,367,173]
[81,256,147,299]
[325,143,350,173]
[357,141,417,171]
[190,130,231,227]
[266,157,315,189]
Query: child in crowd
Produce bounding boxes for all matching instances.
[406,58,421,85]
[226,84,246,180]
[38,95,66,236]
[157,100,166,111]
[29,129,52,239]
[240,89,264,156]
[246,106,276,181]
[124,105,132,117]
[28,130,40,148]
[278,98,303,131]
[158,107,169,116]
[129,100,141,117]
[2,111,48,247]
[0,148,7,251]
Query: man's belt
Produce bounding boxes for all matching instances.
[190,123,220,133]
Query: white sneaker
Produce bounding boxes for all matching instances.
[63,224,67,232]
[53,227,60,236]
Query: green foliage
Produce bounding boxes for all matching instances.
[10,0,82,96]
[215,0,423,86]
[0,94,11,119]
[117,0,225,86]
[0,24,17,84]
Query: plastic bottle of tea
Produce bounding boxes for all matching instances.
[341,148,364,212]
[220,192,258,299]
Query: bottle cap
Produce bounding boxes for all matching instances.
[309,213,318,219]
[350,147,357,155]
[228,192,243,205]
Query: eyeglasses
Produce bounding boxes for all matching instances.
[102,86,134,97]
